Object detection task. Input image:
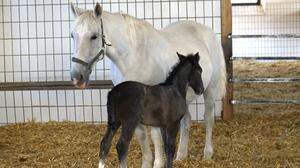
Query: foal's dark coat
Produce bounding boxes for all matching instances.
[99,53,204,168]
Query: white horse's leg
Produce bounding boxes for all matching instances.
[175,111,191,160]
[151,127,165,168]
[135,124,153,168]
[203,90,215,160]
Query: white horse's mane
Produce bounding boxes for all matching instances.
[119,13,154,28]
[79,9,154,30]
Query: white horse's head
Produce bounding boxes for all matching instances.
[70,3,104,88]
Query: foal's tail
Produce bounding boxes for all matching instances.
[99,90,120,162]
[107,90,117,125]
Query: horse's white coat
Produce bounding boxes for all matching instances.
[135,124,153,168]
[71,3,226,167]
[98,160,105,168]
[150,127,165,168]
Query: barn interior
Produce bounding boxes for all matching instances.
[0,0,299,167]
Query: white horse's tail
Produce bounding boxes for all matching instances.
[215,33,227,99]
[207,31,227,100]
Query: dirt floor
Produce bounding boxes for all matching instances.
[0,60,299,168]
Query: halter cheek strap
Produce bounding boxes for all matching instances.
[71,48,105,71]
[71,18,111,71]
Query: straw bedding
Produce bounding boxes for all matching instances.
[0,61,299,168]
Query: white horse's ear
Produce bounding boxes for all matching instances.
[94,2,103,17]
[71,2,84,17]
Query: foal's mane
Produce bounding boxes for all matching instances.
[159,54,195,86]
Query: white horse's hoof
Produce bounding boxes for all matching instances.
[153,159,164,168]
[98,160,105,168]
[203,146,213,160]
[141,161,152,168]
[175,152,188,161]
[141,154,153,168]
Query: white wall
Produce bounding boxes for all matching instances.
[232,1,300,58]
[0,0,222,125]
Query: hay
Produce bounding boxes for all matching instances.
[0,112,299,168]
[0,61,299,168]
[233,60,300,115]
[233,60,300,78]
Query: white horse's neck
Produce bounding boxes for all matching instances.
[101,12,135,64]
[101,12,175,84]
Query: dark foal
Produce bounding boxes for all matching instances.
[99,52,204,168]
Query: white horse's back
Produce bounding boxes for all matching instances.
[160,20,226,99]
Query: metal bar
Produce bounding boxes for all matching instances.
[0,80,113,91]
[231,99,300,105]
[0,121,107,125]
[231,34,300,38]
[9,0,17,123]
[232,78,300,83]
[232,57,300,60]
[0,0,208,7]
[1,0,8,124]
[232,0,261,6]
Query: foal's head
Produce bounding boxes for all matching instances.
[177,52,204,95]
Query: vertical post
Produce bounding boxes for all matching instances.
[221,0,233,120]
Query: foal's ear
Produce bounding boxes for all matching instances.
[194,52,200,62]
[94,2,103,17]
[176,52,185,61]
[71,2,85,17]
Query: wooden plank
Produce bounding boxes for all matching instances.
[221,0,234,120]
[0,80,113,91]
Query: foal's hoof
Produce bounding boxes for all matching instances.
[203,146,213,160]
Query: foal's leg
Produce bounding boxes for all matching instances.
[203,90,215,160]
[151,127,165,168]
[175,111,191,160]
[116,123,137,168]
[165,122,180,168]
[99,122,121,168]
[135,124,153,168]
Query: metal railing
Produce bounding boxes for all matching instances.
[231,32,300,105]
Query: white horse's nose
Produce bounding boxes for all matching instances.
[71,74,83,85]
[71,78,80,85]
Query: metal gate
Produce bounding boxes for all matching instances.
[230,1,300,105]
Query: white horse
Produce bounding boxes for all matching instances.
[70,3,226,168]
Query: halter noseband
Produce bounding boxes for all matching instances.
[71,18,111,70]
